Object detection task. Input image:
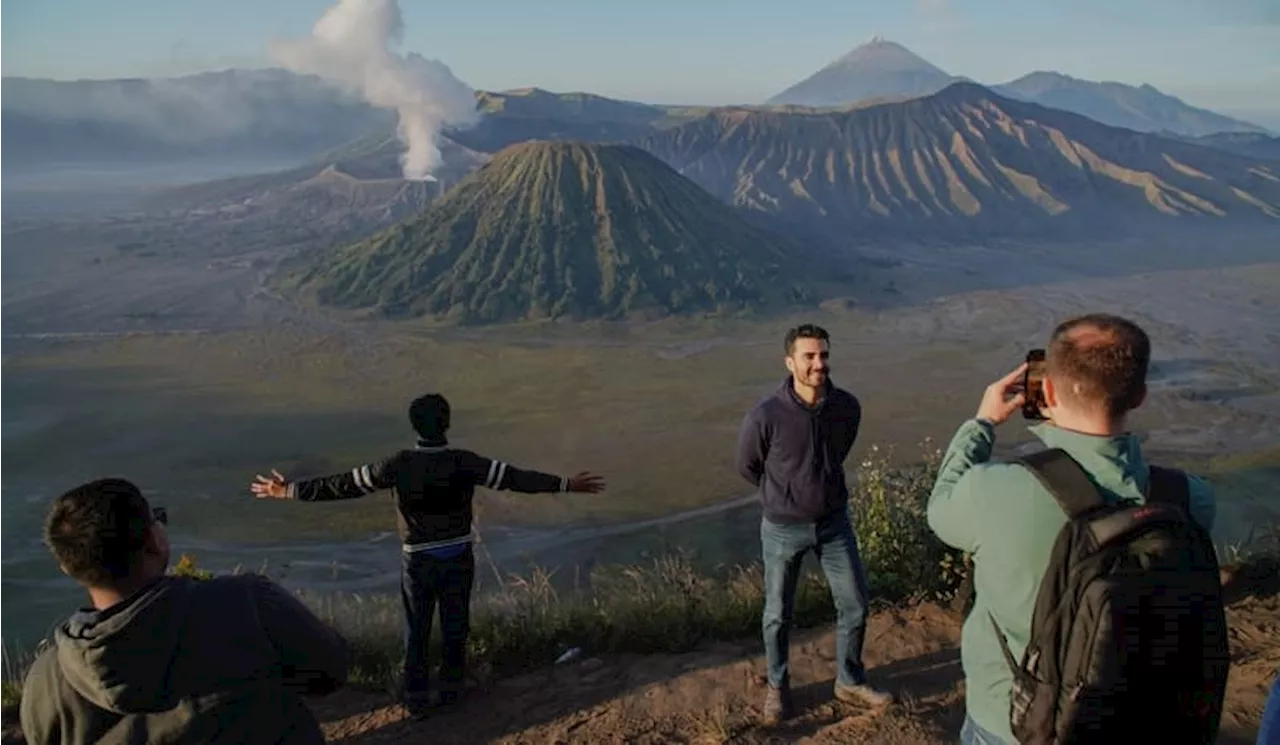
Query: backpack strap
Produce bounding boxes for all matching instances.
[1145,465,1190,515]
[1013,447,1106,520]
[988,448,1106,677]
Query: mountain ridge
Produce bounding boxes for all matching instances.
[641,81,1280,241]
[994,71,1267,137]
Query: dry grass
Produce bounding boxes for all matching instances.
[1,642,34,716]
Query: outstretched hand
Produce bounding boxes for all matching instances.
[566,472,606,494]
[976,362,1029,426]
[250,469,290,500]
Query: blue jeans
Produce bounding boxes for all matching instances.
[1259,672,1280,745]
[960,714,1009,745]
[761,510,870,689]
[401,546,475,704]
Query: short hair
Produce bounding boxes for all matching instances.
[409,393,451,439]
[44,478,155,587]
[1047,313,1151,418]
[784,324,830,356]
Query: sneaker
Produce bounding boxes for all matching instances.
[834,682,893,707]
[436,687,465,710]
[404,698,432,721]
[762,684,793,726]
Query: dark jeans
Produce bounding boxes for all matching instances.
[401,546,475,704]
[761,509,870,689]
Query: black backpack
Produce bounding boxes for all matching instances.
[990,448,1230,744]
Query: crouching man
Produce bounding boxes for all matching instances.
[22,478,349,745]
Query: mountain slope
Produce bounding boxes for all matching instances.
[285,142,828,323]
[1176,132,1280,161]
[640,82,1280,240]
[994,72,1266,137]
[765,38,960,108]
[139,134,489,251]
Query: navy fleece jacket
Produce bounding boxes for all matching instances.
[735,376,862,524]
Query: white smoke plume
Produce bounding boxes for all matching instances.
[270,0,478,180]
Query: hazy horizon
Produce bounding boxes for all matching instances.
[4,0,1278,125]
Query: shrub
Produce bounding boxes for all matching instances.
[849,440,967,601]
[169,554,215,580]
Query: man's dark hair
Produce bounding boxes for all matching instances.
[44,478,155,587]
[409,393,451,440]
[1047,313,1151,419]
[784,324,831,356]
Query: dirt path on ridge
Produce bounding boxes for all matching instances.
[313,589,1280,745]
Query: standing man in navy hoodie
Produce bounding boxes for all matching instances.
[736,324,892,725]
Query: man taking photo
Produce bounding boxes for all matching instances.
[250,392,605,719]
[927,313,1227,744]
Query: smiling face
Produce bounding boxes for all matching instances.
[785,336,830,389]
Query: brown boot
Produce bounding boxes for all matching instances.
[762,684,794,726]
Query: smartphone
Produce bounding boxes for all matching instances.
[1022,349,1047,420]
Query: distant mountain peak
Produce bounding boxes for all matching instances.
[766,39,958,107]
[831,37,945,72]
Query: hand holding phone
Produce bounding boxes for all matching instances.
[977,361,1033,426]
[1022,349,1047,421]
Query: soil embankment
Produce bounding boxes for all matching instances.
[311,573,1279,744]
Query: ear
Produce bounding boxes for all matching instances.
[1131,383,1147,411]
[144,520,169,557]
[784,355,796,374]
[1043,374,1060,408]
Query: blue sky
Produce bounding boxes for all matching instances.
[4,0,1278,118]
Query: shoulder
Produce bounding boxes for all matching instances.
[22,642,60,692]
[831,386,860,410]
[1184,471,1214,500]
[377,450,414,468]
[189,573,275,607]
[747,395,782,421]
[20,643,64,724]
[958,458,1054,506]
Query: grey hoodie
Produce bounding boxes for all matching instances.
[20,574,350,745]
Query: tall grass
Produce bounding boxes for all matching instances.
[1,642,33,716]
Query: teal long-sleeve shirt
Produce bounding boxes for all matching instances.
[926,418,1216,744]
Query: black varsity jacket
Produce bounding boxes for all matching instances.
[286,440,570,547]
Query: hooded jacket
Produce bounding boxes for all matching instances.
[735,376,863,524]
[19,573,349,745]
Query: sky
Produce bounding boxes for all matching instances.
[4,0,1279,123]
